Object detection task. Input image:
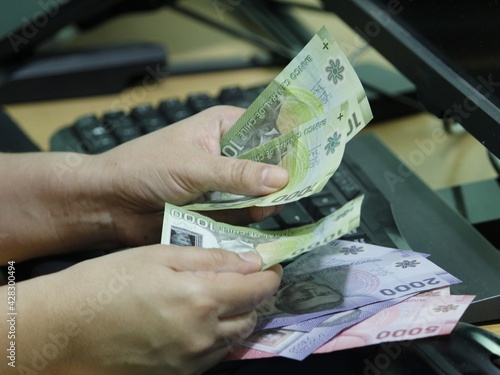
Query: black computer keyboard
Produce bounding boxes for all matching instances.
[50,85,266,154]
[50,84,500,324]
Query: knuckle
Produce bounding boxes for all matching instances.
[229,159,256,188]
[205,248,240,267]
[206,247,232,263]
[187,285,219,316]
[186,333,217,356]
[239,312,258,339]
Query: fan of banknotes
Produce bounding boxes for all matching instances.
[160,26,473,361]
[224,240,473,361]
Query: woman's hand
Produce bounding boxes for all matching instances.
[0,106,288,262]
[11,246,282,375]
[96,106,289,247]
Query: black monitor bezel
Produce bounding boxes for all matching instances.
[0,0,125,64]
[322,0,500,159]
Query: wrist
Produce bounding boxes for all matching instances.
[0,152,117,262]
[2,275,75,374]
[45,152,119,253]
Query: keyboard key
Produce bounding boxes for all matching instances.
[73,114,100,133]
[187,93,220,113]
[250,216,281,230]
[219,86,246,105]
[102,109,126,122]
[111,117,142,143]
[317,205,338,218]
[341,227,373,244]
[130,104,158,121]
[140,117,167,134]
[276,202,314,228]
[332,169,361,199]
[73,115,118,154]
[303,192,341,220]
[158,98,194,123]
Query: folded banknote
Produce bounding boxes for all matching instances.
[185,25,373,211]
[162,195,363,269]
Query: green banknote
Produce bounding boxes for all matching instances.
[220,25,372,159]
[185,26,372,211]
[186,97,363,210]
[161,195,363,270]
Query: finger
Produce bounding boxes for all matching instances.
[206,205,283,226]
[216,311,258,349]
[212,265,283,318]
[194,155,289,198]
[156,246,263,274]
[214,105,247,135]
[248,204,285,222]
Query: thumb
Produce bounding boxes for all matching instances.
[195,155,289,197]
[159,246,264,274]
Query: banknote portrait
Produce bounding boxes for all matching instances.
[274,276,344,315]
[170,227,201,247]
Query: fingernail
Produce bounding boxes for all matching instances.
[262,166,289,189]
[238,251,262,266]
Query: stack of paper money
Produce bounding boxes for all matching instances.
[223,240,473,361]
[160,26,473,361]
[162,204,473,360]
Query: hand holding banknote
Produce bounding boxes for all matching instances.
[14,245,281,374]
[186,26,372,211]
[162,195,363,269]
[99,105,289,247]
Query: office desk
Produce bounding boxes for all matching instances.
[4,67,499,337]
